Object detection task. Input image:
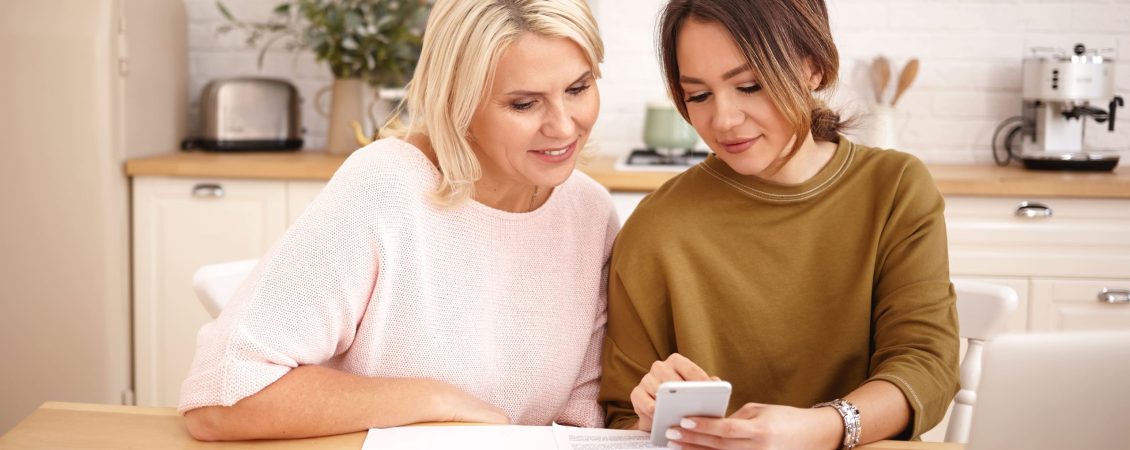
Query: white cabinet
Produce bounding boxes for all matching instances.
[945,196,1130,333]
[131,177,324,407]
[610,192,648,225]
[1030,278,1130,332]
[945,197,1130,279]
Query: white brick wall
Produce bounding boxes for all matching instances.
[186,0,1130,164]
[825,0,1130,164]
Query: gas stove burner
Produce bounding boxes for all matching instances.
[625,148,710,166]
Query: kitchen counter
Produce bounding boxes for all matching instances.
[125,150,347,180]
[125,151,1130,198]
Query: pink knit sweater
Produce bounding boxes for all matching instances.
[179,138,619,428]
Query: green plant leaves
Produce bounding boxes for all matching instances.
[216,1,235,22]
[215,0,428,87]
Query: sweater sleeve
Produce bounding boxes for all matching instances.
[554,307,607,427]
[597,212,672,430]
[556,209,621,428]
[178,151,383,413]
[866,158,960,438]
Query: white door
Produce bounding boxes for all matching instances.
[132,177,287,407]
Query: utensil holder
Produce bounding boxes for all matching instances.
[866,104,900,150]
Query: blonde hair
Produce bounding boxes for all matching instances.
[382,0,604,207]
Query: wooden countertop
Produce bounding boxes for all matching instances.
[125,151,1130,198]
[126,150,349,181]
[0,402,963,450]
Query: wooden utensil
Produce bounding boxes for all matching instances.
[891,58,919,107]
[871,56,891,104]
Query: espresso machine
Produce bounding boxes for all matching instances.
[993,44,1124,171]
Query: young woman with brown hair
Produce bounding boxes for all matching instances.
[598,1,959,448]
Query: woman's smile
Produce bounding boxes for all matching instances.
[528,139,578,163]
[718,136,759,154]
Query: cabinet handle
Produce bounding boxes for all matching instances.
[1014,201,1052,219]
[1098,289,1130,304]
[191,183,225,198]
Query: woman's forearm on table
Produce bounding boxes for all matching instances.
[183,365,449,441]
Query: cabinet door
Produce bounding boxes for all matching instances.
[132,177,288,407]
[1030,278,1130,332]
[287,181,328,224]
[944,197,1130,279]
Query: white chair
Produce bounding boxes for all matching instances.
[191,259,258,318]
[944,279,1019,443]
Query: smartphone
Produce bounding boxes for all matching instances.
[650,380,732,446]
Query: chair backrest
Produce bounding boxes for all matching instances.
[191,259,258,318]
[944,279,1019,443]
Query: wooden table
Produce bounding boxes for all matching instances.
[0,402,963,450]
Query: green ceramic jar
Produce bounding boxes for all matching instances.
[643,101,699,151]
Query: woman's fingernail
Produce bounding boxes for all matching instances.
[667,443,682,449]
[680,418,697,429]
[666,429,682,440]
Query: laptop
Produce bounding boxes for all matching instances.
[966,331,1130,450]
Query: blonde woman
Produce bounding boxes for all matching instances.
[180,0,616,441]
[599,0,958,448]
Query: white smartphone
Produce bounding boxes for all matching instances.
[650,380,732,446]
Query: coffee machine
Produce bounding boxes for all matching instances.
[993,43,1123,171]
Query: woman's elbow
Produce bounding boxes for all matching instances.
[184,407,228,441]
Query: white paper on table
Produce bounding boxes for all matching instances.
[361,424,658,450]
[362,425,552,450]
[550,423,658,449]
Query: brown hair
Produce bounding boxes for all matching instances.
[658,0,846,161]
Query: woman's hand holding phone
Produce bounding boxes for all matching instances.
[629,353,715,432]
[663,402,844,450]
[631,354,844,449]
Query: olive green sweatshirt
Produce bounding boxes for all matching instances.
[598,137,959,439]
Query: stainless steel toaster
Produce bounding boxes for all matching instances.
[182,77,303,151]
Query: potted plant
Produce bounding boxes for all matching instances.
[217,0,429,154]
